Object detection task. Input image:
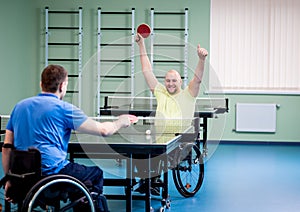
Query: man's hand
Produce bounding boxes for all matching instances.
[115,114,135,129]
[135,33,144,45]
[197,44,208,60]
[5,180,14,203]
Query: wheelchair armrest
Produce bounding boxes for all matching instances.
[7,171,37,179]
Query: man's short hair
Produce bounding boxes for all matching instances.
[41,65,68,93]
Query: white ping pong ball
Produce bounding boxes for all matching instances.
[145,129,151,135]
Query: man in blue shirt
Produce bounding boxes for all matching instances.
[2,64,135,210]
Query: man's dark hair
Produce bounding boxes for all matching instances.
[41,65,68,93]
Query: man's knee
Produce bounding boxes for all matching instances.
[92,166,103,183]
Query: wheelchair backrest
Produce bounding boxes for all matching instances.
[6,148,42,203]
[9,148,42,176]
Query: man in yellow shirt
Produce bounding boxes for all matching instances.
[135,33,208,195]
[136,33,208,128]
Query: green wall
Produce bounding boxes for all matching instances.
[0,0,40,111]
[0,0,299,143]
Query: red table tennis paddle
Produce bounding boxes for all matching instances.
[137,23,151,38]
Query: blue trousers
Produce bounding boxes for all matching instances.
[58,162,104,194]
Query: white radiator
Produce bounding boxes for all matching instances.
[235,103,277,133]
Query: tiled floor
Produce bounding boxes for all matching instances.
[104,142,300,212]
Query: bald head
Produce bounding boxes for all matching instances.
[165,70,181,80]
[164,70,182,95]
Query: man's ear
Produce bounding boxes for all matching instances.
[58,82,63,92]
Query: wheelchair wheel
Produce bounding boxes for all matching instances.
[22,174,95,212]
[172,143,204,198]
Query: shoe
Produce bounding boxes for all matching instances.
[91,192,110,212]
[134,179,146,194]
[150,177,162,196]
[134,179,160,196]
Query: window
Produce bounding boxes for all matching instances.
[209,0,300,94]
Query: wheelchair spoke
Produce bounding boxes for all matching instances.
[22,175,95,212]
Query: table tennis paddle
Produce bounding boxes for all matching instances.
[137,23,151,38]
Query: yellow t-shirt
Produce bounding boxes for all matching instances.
[153,83,196,135]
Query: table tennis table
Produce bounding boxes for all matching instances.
[69,96,228,212]
[68,117,201,212]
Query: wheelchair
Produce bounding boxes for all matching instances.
[0,147,109,212]
[171,138,204,198]
[130,135,204,212]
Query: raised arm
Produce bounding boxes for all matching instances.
[135,33,158,92]
[188,44,208,97]
[77,114,132,137]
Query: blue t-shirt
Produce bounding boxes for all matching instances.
[6,93,88,175]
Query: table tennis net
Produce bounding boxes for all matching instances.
[91,116,198,135]
[104,95,228,112]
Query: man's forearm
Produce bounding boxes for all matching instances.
[194,58,206,83]
[137,42,158,91]
[2,147,11,174]
[138,43,152,72]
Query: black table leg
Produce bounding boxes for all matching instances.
[162,156,168,199]
[145,154,151,212]
[202,117,208,156]
[126,155,132,212]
